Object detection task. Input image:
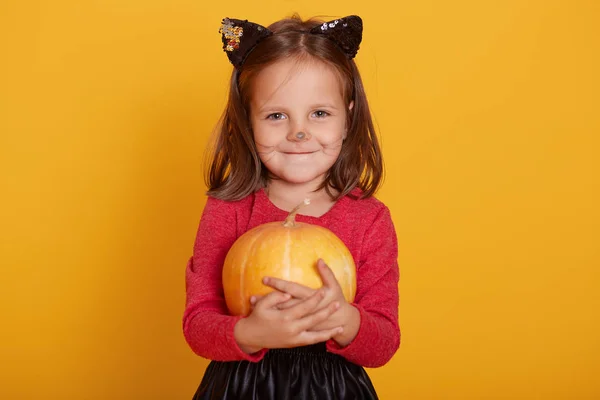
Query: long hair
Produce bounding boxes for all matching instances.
[205,15,383,201]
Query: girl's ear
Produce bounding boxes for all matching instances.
[343,101,354,140]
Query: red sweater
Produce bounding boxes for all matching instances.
[183,188,400,368]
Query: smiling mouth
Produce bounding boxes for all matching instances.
[283,151,317,155]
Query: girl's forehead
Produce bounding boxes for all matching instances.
[250,58,345,105]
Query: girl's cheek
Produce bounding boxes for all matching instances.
[314,122,345,142]
[254,126,287,146]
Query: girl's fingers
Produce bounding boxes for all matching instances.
[252,291,307,309]
[316,259,340,289]
[249,295,262,305]
[275,297,305,310]
[252,294,306,311]
[287,289,326,319]
[263,276,315,299]
[249,294,264,311]
[255,290,291,310]
[298,326,343,346]
[297,299,340,331]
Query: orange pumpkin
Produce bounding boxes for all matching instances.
[222,200,356,316]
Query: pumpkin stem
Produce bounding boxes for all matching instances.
[283,198,310,227]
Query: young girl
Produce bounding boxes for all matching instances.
[183,14,400,399]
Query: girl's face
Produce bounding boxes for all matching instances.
[249,58,350,189]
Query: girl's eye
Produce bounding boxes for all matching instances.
[267,113,286,120]
[313,110,330,118]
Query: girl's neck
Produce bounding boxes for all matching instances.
[264,180,337,218]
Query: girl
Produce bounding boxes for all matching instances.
[183,14,400,399]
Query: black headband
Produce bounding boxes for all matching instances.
[219,15,363,68]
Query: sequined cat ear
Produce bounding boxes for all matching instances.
[219,18,272,68]
[309,15,363,59]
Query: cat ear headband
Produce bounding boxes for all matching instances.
[219,15,363,68]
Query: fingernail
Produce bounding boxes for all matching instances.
[262,277,269,284]
[250,296,256,304]
[334,302,340,309]
[338,327,344,333]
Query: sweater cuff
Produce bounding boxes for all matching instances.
[226,315,268,362]
[325,303,371,356]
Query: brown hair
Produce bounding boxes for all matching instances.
[205,15,383,201]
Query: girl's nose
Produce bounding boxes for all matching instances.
[287,131,312,142]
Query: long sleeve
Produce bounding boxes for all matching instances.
[326,206,400,367]
[182,197,267,362]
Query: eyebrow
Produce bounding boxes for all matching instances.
[311,103,338,110]
[256,103,339,113]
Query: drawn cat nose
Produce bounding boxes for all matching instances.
[288,131,311,142]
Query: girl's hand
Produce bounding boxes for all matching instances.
[258,259,361,347]
[234,286,343,354]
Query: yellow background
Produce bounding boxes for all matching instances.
[1,0,599,398]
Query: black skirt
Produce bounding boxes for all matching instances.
[192,343,378,400]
